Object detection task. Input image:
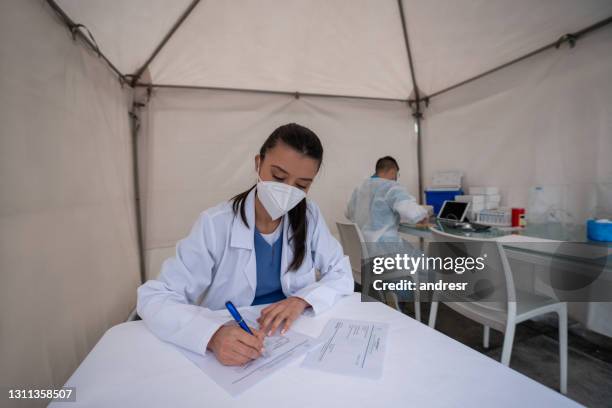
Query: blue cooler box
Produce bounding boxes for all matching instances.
[425,189,464,215]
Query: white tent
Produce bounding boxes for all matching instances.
[1,0,612,395]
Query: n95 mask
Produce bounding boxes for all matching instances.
[256,174,306,220]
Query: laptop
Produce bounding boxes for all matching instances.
[436,200,469,227]
[436,200,491,231]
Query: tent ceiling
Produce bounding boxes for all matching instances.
[57,0,192,75]
[56,0,612,99]
[147,0,414,99]
[403,0,612,96]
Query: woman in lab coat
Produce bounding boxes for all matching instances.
[137,123,354,366]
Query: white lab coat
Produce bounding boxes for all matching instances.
[137,188,354,356]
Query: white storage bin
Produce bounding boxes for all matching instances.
[455,194,485,204]
[469,186,499,195]
[484,194,501,203]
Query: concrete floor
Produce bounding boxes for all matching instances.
[400,301,612,408]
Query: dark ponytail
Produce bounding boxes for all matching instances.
[231,123,323,271]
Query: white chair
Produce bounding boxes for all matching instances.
[336,221,421,321]
[427,227,567,394]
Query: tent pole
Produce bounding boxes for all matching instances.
[397,0,425,204]
[397,0,420,104]
[428,15,612,100]
[134,83,408,103]
[414,110,424,205]
[129,98,148,284]
[130,0,202,86]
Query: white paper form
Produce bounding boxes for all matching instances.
[301,319,389,379]
[175,307,320,396]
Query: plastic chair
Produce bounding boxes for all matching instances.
[336,221,421,321]
[427,227,567,394]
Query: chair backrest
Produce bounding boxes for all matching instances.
[336,222,368,285]
[428,227,517,315]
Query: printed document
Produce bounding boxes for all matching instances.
[301,319,388,379]
[175,308,319,396]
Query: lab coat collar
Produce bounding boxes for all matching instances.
[230,187,295,250]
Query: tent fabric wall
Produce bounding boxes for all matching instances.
[0,0,140,397]
[422,26,612,223]
[141,88,419,279]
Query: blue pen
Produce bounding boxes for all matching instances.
[225,301,268,357]
[225,301,254,335]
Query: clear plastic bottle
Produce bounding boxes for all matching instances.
[527,186,549,224]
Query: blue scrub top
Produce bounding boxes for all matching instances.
[251,228,286,305]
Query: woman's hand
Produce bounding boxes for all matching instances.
[207,324,265,366]
[258,297,310,336]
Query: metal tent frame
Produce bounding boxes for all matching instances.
[45,0,612,283]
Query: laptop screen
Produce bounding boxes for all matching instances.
[438,201,469,222]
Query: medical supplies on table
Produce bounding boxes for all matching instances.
[527,185,564,224]
[511,208,527,227]
[587,219,612,242]
[469,186,499,195]
[456,186,501,220]
[475,208,512,227]
[466,186,501,209]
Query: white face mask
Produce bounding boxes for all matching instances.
[256,171,306,220]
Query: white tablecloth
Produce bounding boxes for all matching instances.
[50,294,579,407]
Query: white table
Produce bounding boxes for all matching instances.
[399,223,612,336]
[51,294,579,407]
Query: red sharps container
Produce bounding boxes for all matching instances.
[511,208,526,227]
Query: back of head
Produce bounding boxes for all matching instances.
[375,156,399,180]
